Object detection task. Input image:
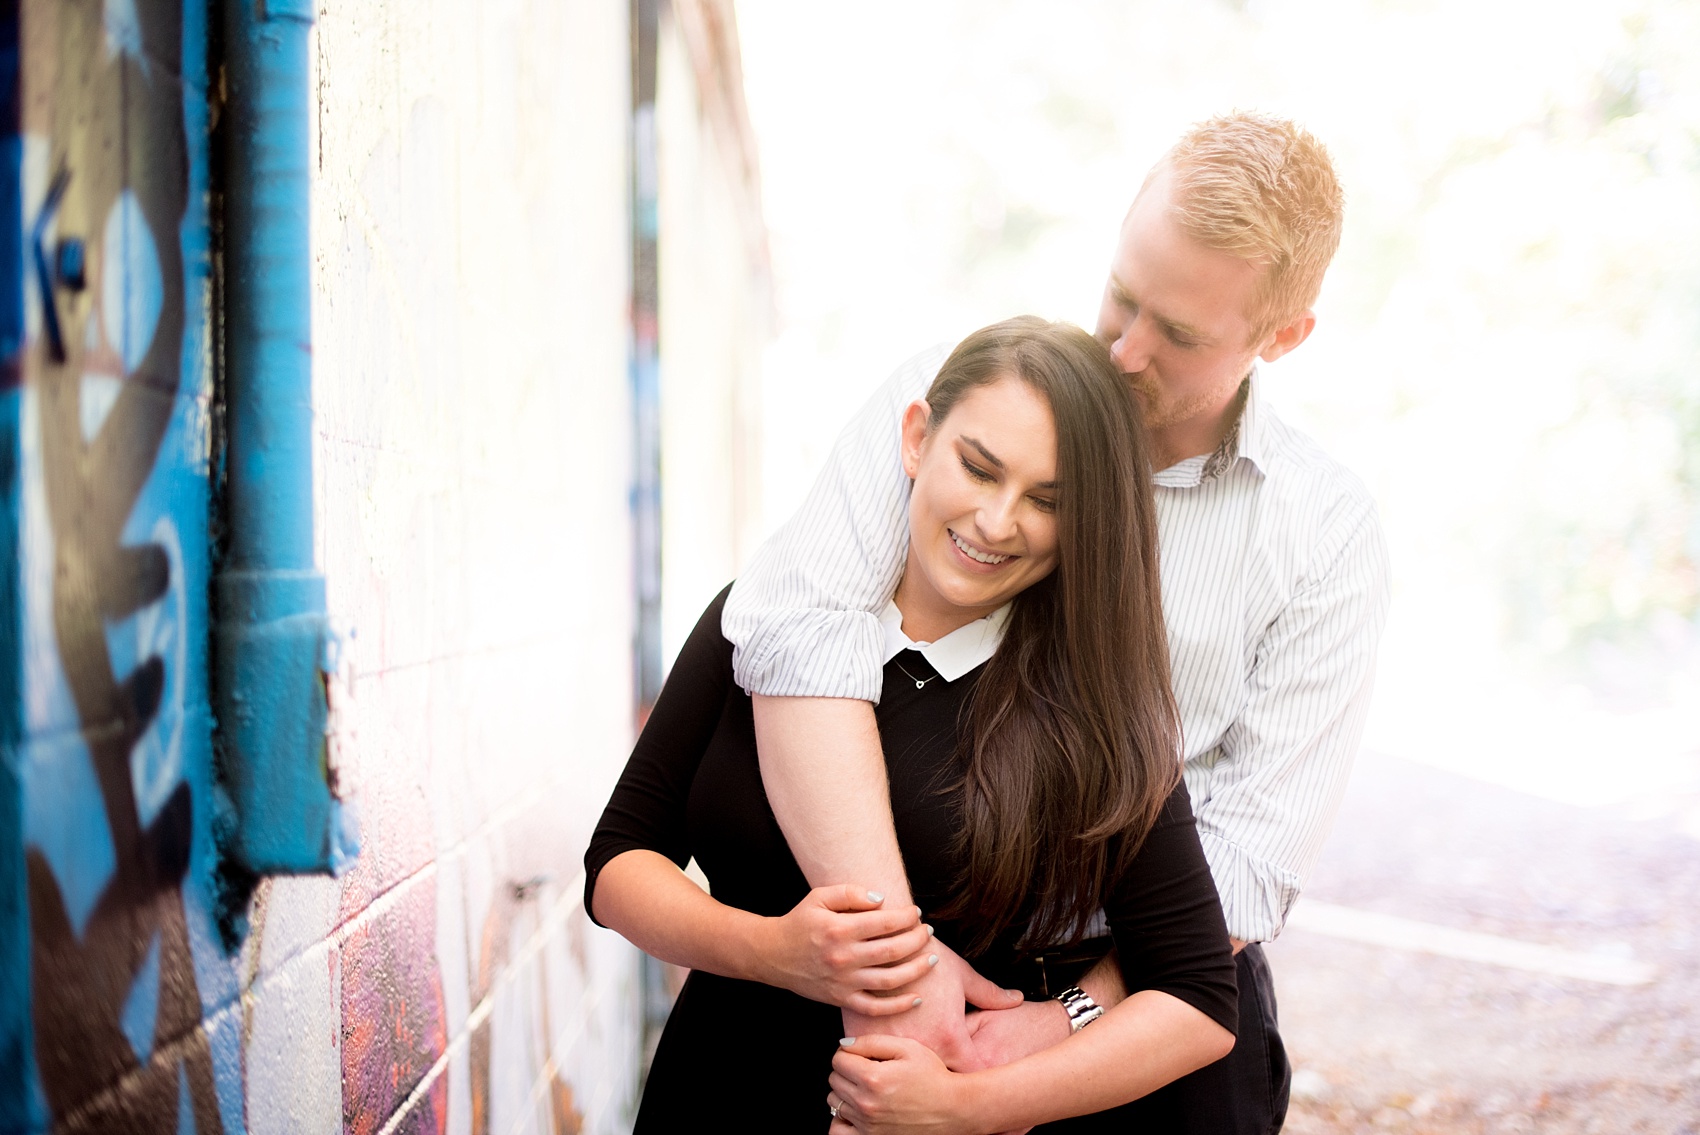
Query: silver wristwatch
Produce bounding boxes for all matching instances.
[1054,986,1104,1033]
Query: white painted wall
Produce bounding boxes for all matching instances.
[656,4,771,665]
[242,4,645,1132]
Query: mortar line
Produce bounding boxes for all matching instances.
[375,878,586,1135]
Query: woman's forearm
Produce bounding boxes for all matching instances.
[591,849,775,982]
[596,849,941,1015]
[959,990,1234,1131]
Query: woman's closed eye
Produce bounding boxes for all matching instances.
[959,455,995,483]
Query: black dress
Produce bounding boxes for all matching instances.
[586,587,1237,1132]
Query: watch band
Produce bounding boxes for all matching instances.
[1054,986,1104,1033]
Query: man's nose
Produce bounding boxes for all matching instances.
[1110,318,1156,374]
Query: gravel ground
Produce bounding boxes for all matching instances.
[1268,750,1700,1135]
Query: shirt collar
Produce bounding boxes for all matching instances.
[1237,365,1269,472]
[878,600,1010,681]
[1152,364,1268,488]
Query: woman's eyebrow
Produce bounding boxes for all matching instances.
[962,436,1004,469]
[962,437,1056,489]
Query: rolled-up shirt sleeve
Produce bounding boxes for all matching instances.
[723,345,945,701]
[1194,498,1391,943]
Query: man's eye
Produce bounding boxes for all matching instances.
[959,457,994,482]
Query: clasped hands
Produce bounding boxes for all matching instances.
[758,885,1073,1134]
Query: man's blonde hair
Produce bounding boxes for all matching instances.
[1146,112,1344,343]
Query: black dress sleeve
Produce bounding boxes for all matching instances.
[1101,780,1240,1036]
[583,584,737,926]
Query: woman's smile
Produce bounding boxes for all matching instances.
[948,528,1015,569]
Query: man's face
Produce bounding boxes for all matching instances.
[1093,169,1269,445]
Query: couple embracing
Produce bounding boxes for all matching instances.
[588,112,1390,1133]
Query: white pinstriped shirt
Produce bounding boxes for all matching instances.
[725,345,1391,943]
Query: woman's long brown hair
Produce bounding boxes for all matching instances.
[926,316,1181,955]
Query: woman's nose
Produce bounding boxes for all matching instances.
[976,494,1021,544]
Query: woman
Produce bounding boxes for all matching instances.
[585,317,1237,1132]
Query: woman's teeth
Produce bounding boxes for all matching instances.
[951,530,1010,565]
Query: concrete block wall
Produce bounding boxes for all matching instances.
[4,0,770,1131]
[240,3,644,1133]
[656,0,772,660]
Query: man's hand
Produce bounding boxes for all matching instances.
[757,885,938,1014]
[965,997,1071,1068]
[843,939,1023,1072]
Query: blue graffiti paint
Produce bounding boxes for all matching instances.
[0,0,37,1120]
[12,0,231,1125]
[176,1065,195,1135]
[213,0,356,877]
[102,190,164,375]
[1,385,41,1130]
[120,929,163,1063]
[20,730,116,937]
[103,0,144,62]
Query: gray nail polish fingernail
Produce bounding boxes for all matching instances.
[867,890,884,904]
[928,954,939,966]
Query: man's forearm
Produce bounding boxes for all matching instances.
[1075,937,1248,1013]
[753,694,1020,1067]
[752,694,915,907]
[956,991,1235,1131]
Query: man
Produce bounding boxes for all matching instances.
[724,112,1389,1132]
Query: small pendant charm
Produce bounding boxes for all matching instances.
[915,679,926,689]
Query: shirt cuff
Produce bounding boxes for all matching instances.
[1198,830,1304,944]
[729,608,889,702]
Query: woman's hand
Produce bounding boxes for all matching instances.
[756,885,940,1015]
[828,1035,978,1135]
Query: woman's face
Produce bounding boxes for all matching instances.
[897,375,1060,638]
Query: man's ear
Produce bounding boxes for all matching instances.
[1257,309,1316,365]
[900,400,931,479]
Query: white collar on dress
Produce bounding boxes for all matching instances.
[878,599,1011,682]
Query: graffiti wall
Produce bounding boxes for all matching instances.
[3,0,770,1130]
[10,0,233,1128]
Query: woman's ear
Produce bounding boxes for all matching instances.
[900,400,931,479]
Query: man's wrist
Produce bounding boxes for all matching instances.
[1053,987,1104,1032]
[1041,996,1073,1044]
[1076,952,1127,1008]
